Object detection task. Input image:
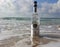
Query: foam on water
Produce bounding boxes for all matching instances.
[0,19,60,47]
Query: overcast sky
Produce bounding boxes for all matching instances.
[0,0,60,18]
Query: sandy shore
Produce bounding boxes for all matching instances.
[0,34,31,47]
[32,36,58,47]
[13,38,32,47]
[37,37,60,47]
[0,34,60,47]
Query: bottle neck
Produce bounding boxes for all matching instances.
[34,7,37,12]
[33,6,38,14]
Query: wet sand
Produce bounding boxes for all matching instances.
[14,38,31,47]
[32,36,58,47]
[0,36,22,47]
[0,34,31,47]
[0,34,59,47]
[32,36,40,47]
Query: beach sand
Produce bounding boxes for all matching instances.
[37,37,60,47]
[0,34,59,47]
[0,34,31,47]
[32,36,58,47]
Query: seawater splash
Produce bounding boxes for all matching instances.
[0,20,31,34]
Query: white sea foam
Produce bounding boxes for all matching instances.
[0,20,60,47]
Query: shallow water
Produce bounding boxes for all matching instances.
[0,20,60,47]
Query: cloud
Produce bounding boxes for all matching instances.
[13,0,33,12]
[0,0,33,17]
[39,0,60,18]
[48,0,60,13]
[0,0,60,18]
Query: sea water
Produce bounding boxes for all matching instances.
[0,17,60,47]
[0,17,60,34]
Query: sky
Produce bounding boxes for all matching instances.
[37,0,58,3]
[0,0,60,18]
